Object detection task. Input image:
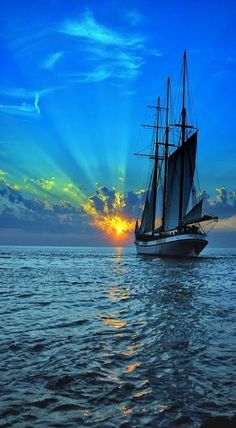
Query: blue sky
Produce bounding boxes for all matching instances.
[0,0,236,245]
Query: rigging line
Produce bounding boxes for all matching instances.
[172,67,182,113]
[184,60,201,201]
[186,68,198,128]
[202,220,218,234]
[169,79,174,135]
[134,104,154,153]
[139,98,163,199]
[135,114,155,209]
[194,151,202,196]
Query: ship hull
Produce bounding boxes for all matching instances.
[134,233,208,257]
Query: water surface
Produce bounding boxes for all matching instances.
[0,246,236,427]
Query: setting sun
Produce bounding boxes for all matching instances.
[115,225,123,235]
[92,215,134,239]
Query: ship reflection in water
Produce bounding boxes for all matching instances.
[0,246,236,427]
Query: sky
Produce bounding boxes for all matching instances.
[0,0,236,246]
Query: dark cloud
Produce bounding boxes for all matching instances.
[0,180,235,245]
[201,187,236,218]
[0,182,86,233]
[88,185,145,218]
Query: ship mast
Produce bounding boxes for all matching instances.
[162,77,170,230]
[178,49,187,224]
[152,96,161,233]
[181,50,187,145]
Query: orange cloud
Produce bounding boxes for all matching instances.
[81,186,135,241]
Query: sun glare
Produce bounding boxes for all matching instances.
[115,225,123,235]
[93,215,134,239]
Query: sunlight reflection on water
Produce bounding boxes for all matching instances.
[0,246,236,427]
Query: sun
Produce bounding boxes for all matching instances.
[92,214,134,240]
[108,216,133,238]
[114,224,124,236]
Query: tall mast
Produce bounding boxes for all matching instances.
[179,49,187,223]
[152,96,161,233]
[181,50,187,145]
[162,77,170,230]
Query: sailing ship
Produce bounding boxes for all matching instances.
[134,51,218,257]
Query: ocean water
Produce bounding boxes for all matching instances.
[0,246,236,428]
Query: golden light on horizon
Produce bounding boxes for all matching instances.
[81,190,136,241]
[92,214,134,239]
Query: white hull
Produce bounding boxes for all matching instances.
[134,233,208,257]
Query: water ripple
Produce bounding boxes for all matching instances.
[0,246,236,427]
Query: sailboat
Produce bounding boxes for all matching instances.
[134,51,218,257]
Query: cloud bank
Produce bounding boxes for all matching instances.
[0,171,235,246]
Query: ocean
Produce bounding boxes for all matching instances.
[0,246,236,428]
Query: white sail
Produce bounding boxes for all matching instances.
[183,199,203,223]
[139,167,156,234]
[164,131,197,230]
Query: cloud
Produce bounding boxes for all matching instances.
[68,66,112,83]
[34,92,40,115]
[0,87,38,99]
[0,99,41,119]
[59,9,147,81]
[37,178,55,191]
[1,171,235,245]
[215,215,236,231]
[66,59,142,83]
[5,9,162,87]
[0,85,63,118]
[0,87,41,119]
[125,9,144,26]
[0,170,7,184]
[0,86,63,99]
[81,185,136,238]
[80,184,147,239]
[9,29,48,59]
[216,187,227,203]
[200,187,236,219]
[149,49,163,57]
[0,90,41,119]
[0,177,145,242]
[60,10,144,48]
[83,185,128,215]
[42,52,63,69]
[0,87,43,117]
[0,180,85,232]
[62,182,82,199]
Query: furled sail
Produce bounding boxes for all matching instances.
[183,198,203,223]
[164,131,197,231]
[139,167,156,234]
